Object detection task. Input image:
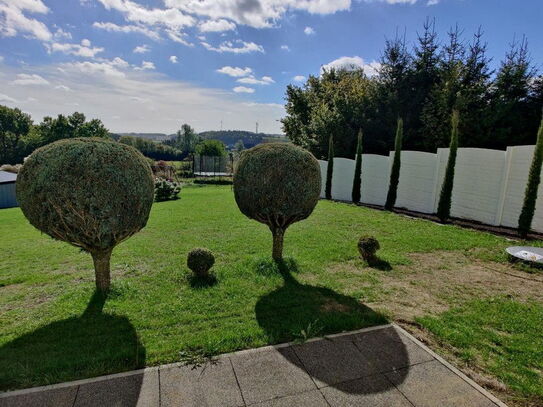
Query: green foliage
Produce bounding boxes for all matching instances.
[518,114,543,236]
[385,118,403,210]
[233,143,321,260]
[119,135,183,160]
[0,105,33,164]
[154,178,181,202]
[165,123,201,154]
[198,130,284,149]
[37,112,109,145]
[187,248,215,277]
[437,110,460,222]
[195,139,226,157]
[325,134,334,200]
[352,129,363,203]
[358,236,380,261]
[16,138,154,291]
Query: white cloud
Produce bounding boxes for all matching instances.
[233,86,255,94]
[198,19,236,32]
[366,0,417,3]
[217,66,253,78]
[165,0,350,29]
[133,44,150,53]
[47,40,104,58]
[12,73,50,85]
[304,26,315,35]
[280,45,290,51]
[167,30,193,46]
[321,56,381,76]
[55,84,71,91]
[0,62,284,133]
[169,55,178,63]
[427,0,439,5]
[134,60,155,71]
[293,75,306,82]
[0,93,17,103]
[202,40,264,54]
[53,27,72,40]
[92,21,160,40]
[237,76,274,85]
[0,0,52,41]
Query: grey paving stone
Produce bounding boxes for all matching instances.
[352,326,434,373]
[292,337,378,388]
[320,374,413,407]
[230,347,315,405]
[160,359,244,407]
[386,360,497,407]
[249,390,329,407]
[0,386,78,407]
[74,370,159,407]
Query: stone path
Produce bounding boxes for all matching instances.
[0,324,507,407]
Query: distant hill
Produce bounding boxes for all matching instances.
[199,130,286,149]
[113,132,174,142]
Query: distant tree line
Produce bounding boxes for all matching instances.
[0,106,109,164]
[283,20,543,159]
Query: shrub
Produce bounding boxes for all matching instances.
[325,134,334,200]
[437,110,460,222]
[154,178,181,201]
[385,118,403,210]
[16,137,154,293]
[358,236,380,262]
[187,248,215,277]
[233,143,321,260]
[519,113,543,237]
[352,129,363,203]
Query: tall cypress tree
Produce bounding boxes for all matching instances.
[385,118,403,210]
[518,112,543,237]
[437,110,460,222]
[352,129,363,203]
[325,134,334,200]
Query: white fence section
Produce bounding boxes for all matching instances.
[320,145,543,233]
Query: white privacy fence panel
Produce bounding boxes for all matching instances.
[331,158,355,201]
[395,151,438,214]
[449,148,507,225]
[319,144,543,232]
[360,155,389,206]
[499,146,543,231]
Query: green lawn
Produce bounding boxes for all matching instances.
[1,185,541,405]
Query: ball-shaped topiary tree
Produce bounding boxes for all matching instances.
[233,143,321,260]
[16,137,154,293]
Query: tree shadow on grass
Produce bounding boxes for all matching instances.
[0,290,145,402]
[255,259,409,395]
[367,257,393,271]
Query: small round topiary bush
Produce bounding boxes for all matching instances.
[358,236,380,262]
[16,137,154,293]
[187,248,215,277]
[233,143,321,260]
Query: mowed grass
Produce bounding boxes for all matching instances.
[0,185,540,403]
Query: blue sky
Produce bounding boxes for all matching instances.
[0,0,541,134]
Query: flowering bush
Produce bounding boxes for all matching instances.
[154,178,181,202]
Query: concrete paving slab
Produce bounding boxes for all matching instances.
[248,390,329,407]
[160,359,244,407]
[230,346,315,405]
[352,325,435,372]
[0,386,78,407]
[292,337,379,388]
[320,374,413,407]
[386,360,498,407]
[74,369,159,407]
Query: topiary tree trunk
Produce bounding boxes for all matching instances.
[385,118,403,210]
[518,113,543,237]
[325,134,334,200]
[271,227,284,260]
[91,248,113,293]
[437,110,460,222]
[352,129,363,203]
